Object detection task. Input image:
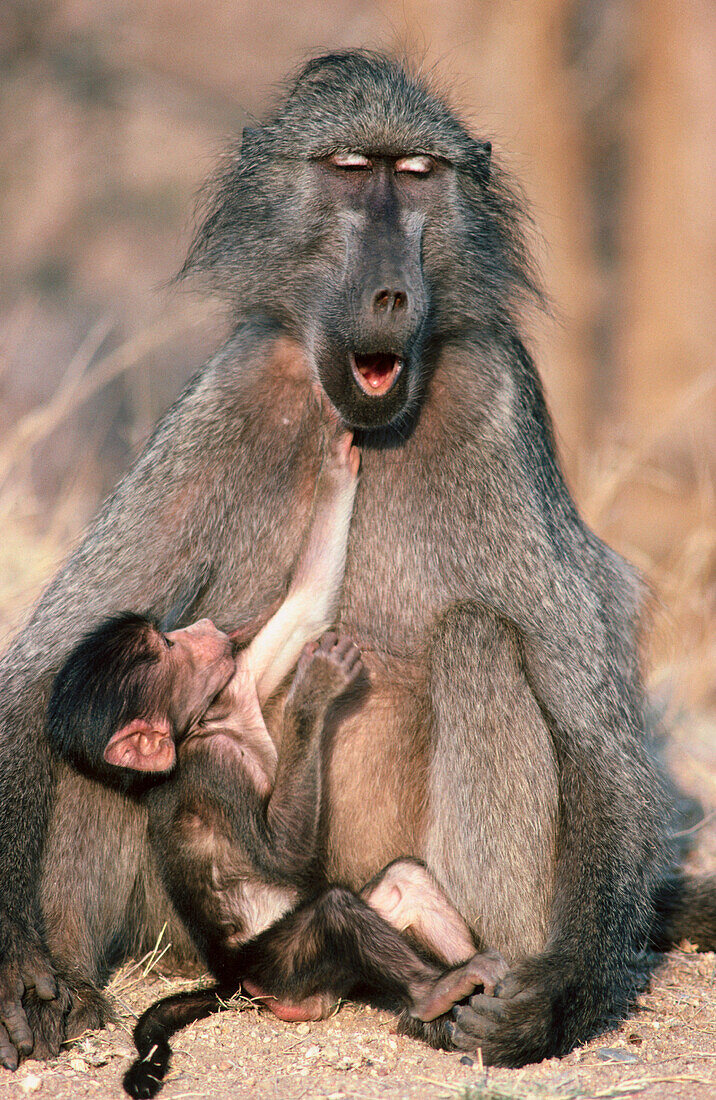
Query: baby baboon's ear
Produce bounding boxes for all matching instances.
[103,717,175,773]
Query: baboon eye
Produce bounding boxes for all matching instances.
[330,152,372,171]
[395,155,434,176]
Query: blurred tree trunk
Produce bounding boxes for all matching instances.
[619,0,715,430]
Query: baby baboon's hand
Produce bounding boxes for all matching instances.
[314,388,360,479]
[326,423,359,478]
[290,632,363,712]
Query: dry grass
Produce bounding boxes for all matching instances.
[0,302,216,645]
[6,947,713,1100]
[576,369,715,716]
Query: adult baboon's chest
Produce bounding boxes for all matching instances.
[338,442,465,654]
[213,390,472,653]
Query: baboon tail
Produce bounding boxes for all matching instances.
[123,986,226,1098]
[651,873,716,952]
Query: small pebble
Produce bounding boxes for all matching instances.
[69,1057,88,1072]
[597,1047,640,1064]
[459,1055,474,1066]
[296,1022,311,1035]
[20,1076,43,1095]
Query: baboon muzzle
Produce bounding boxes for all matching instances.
[315,216,428,430]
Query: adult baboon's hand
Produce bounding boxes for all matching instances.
[445,950,586,1065]
[0,923,57,1069]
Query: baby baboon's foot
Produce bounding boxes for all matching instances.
[412,949,509,1022]
[445,952,610,1066]
[397,1009,454,1050]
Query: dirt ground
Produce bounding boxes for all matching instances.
[1,717,714,1100]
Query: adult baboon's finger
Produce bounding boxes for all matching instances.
[0,992,33,1061]
[24,965,58,1001]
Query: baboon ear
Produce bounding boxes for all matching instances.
[467,139,492,184]
[103,717,176,773]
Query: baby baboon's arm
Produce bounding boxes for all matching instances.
[246,423,359,703]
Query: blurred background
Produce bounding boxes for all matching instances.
[0,0,714,719]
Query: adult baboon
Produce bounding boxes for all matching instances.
[0,51,713,1071]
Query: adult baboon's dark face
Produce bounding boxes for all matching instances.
[308,152,438,429]
[183,52,537,431]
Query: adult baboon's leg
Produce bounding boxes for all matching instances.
[423,596,664,1066]
[424,603,559,965]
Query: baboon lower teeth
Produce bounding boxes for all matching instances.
[351,353,403,396]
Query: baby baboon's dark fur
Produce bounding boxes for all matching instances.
[0,50,714,1071]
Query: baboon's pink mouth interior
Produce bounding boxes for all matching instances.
[351,353,403,396]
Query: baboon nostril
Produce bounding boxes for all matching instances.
[372,289,407,314]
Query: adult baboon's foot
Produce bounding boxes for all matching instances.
[0,927,60,1069]
[64,980,115,1044]
[445,952,631,1066]
[20,979,73,1063]
[22,977,112,1062]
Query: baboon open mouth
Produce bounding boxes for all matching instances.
[351,353,403,397]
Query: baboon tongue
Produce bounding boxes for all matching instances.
[352,353,402,396]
